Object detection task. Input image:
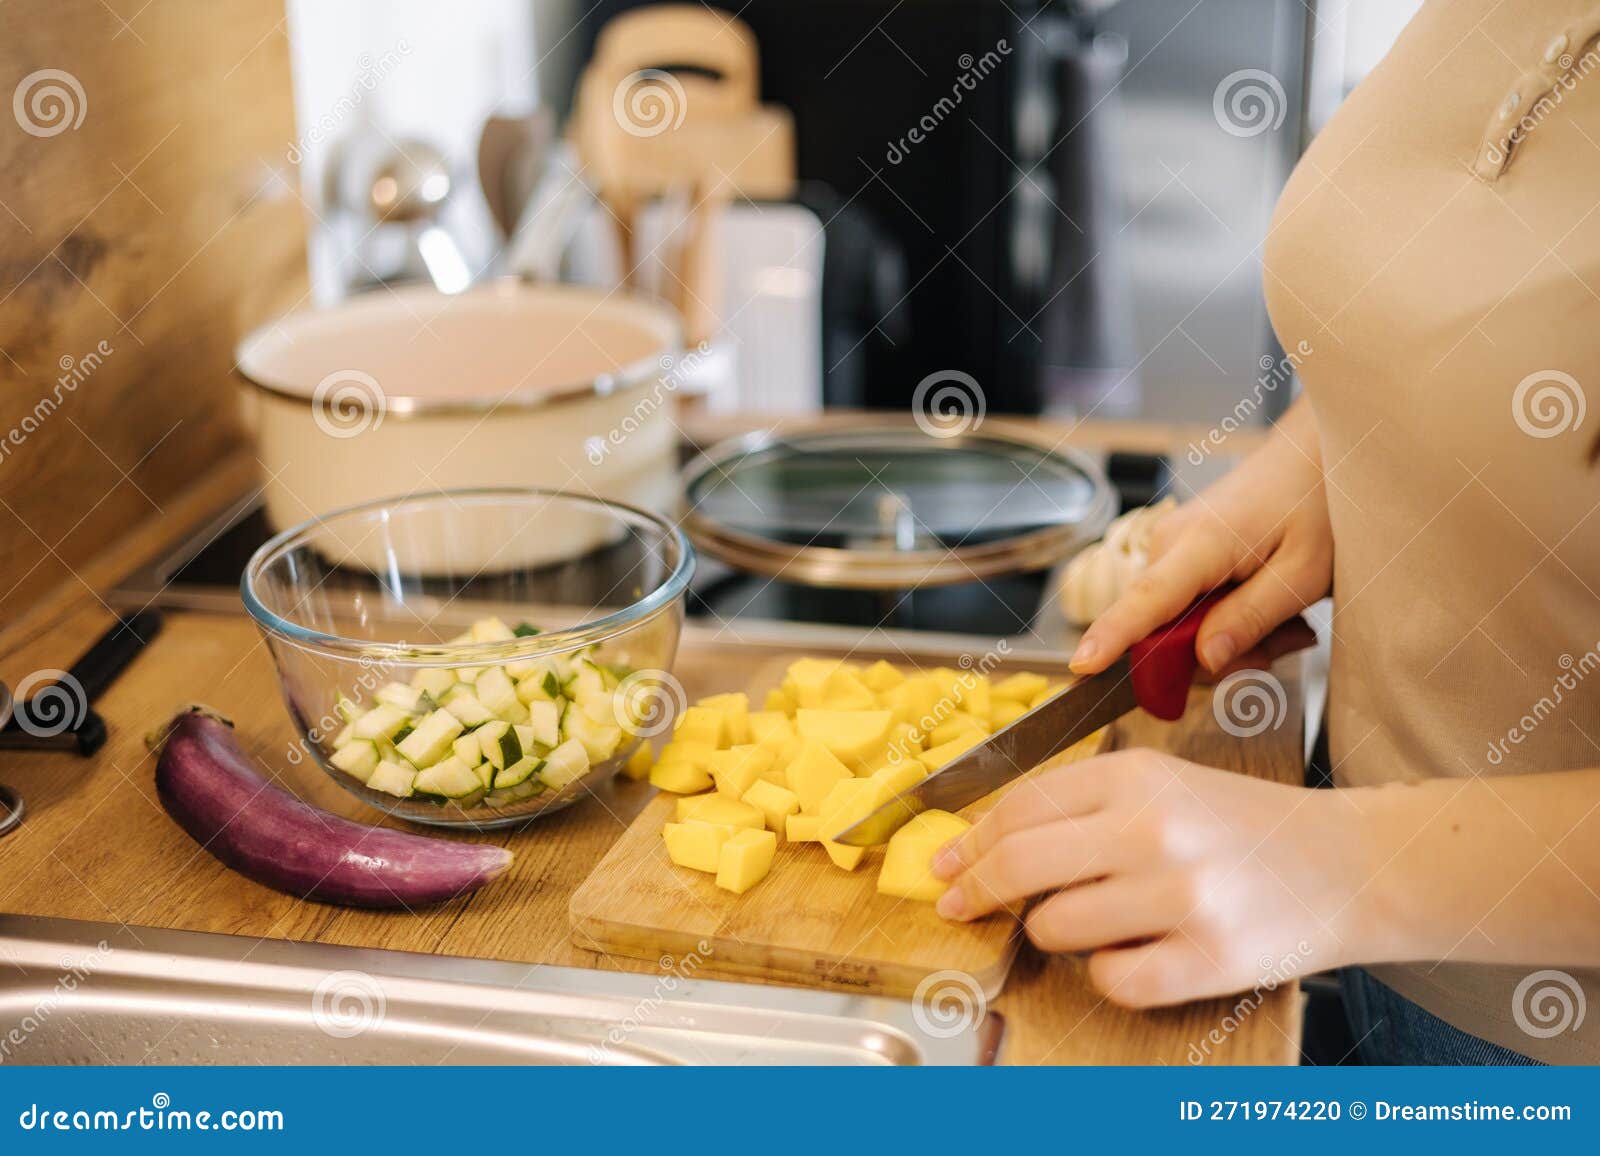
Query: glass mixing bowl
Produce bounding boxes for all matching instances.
[242,488,694,828]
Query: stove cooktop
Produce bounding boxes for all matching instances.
[107,492,1066,642]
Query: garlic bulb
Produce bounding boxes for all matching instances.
[1059,498,1176,626]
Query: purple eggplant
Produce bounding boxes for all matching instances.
[153,706,512,907]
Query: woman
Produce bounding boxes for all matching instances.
[933,0,1600,1064]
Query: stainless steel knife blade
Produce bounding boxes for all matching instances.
[831,656,1136,846]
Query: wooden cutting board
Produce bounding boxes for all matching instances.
[570,651,1109,999]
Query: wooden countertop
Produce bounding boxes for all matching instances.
[0,441,1304,1067]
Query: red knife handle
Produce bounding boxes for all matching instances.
[1124,589,1230,722]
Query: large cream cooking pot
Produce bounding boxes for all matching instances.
[236,282,682,570]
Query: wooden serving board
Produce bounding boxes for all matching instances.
[570,644,1110,999]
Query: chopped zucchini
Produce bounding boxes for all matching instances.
[375,682,427,712]
[396,709,465,767]
[441,686,495,727]
[493,754,543,789]
[524,700,560,748]
[329,739,379,783]
[367,759,417,797]
[514,661,562,703]
[513,622,541,637]
[541,738,591,790]
[330,721,356,750]
[566,709,623,763]
[475,720,518,771]
[470,617,515,642]
[452,732,482,766]
[414,756,485,798]
[409,668,457,698]
[474,667,518,714]
[352,703,411,741]
[570,661,609,704]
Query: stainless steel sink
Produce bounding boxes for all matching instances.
[0,916,1002,1065]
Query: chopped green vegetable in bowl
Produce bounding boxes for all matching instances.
[329,616,641,809]
[242,488,693,829]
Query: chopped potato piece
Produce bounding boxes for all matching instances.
[861,660,906,693]
[916,733,985,773]
[762,687,795,714]
[674,706,728,748]
[663,820,737,873]
[886,719,923,753]
[620,742,654,781]
[929,716,989,747]
[786,740,854,814]
[785,813,821,843]
[742,778,800,832]
[819,668,878,711]
[960,677,992,719]
[675,794,766,829]
[656,740,717,771]
[870,759,927,796]
[747,710,795,751]
[651,759,713,794]
[817,778,892,871]
[695,692,751,744]
[716,828,778,893]
[795,708,893,768]
[989,699,1029,729]
[992,672,1049,703]
[709,745,775,798]
[883,676,939,728]
[785,658,844,708]
[878,810,971,901]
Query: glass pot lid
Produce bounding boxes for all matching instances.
[680,425,1117,589]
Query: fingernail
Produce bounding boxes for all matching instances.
[1200,632,1236,671]
[936,887,968,920]
[1070,638,1099,671]
[931,843,963,879]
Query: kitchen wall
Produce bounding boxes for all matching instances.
[0,0,305,623]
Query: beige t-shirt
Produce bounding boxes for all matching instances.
[1263,0,1600,1063]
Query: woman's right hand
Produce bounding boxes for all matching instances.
[1070,399,1332,676]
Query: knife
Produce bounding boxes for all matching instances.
[831,591,1228,847]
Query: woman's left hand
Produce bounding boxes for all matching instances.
[931,749,1367,1007]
